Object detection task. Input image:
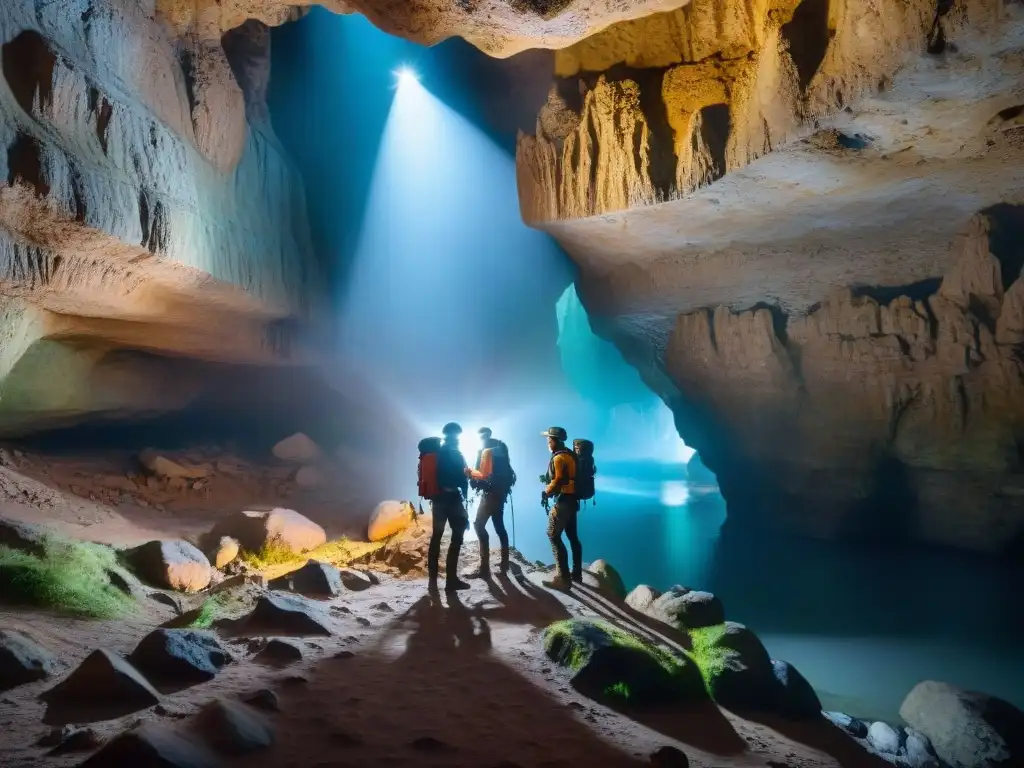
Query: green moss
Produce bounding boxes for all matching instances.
[0,538,135,619]
[604,681,631,700]
[546,618,685,675]
[687,623,729,691]
[238,537,298,569]
[185,594,226,629]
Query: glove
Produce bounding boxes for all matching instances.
[541,490,549,503]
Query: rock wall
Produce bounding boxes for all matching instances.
[516,0,1002,223]
[0,0,318,434]
[524,0,1024,552]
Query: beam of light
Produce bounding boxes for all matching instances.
[394,65,418,87]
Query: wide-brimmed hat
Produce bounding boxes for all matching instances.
[541,426,567,441]
[442,422,463,436]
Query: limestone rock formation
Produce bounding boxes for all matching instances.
[155,0,695,58]
[517,0,1009,222]
[521,0,1024,553]
[206,508,327,555]
[0,0,318,434]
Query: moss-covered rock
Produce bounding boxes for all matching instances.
[586,560,627,599]
[0,522,135,619]
[687,621,777,710]
[543,618,706,706]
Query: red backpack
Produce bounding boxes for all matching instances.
[417,437,443,500]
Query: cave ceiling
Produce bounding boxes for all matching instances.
[155,0,694,57]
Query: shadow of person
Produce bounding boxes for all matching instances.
[474,568,572,629]
[399,590,491,656]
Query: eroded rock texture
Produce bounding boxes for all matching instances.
[0,1,317,433]
[516,0,1006,222]
[528,1,1024,551]
[155,0,693,58]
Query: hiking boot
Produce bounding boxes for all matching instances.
[445,577,471,592]
[543,575,573,592]
[464,568,491,580]
[498,560,510,575]
[571,569,583,584]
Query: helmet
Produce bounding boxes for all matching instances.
[541,426,567,441]
[478,427,492,440]
[442,422,463,436]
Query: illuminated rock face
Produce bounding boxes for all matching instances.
[0,1,317,433]
[155,0,694,58]
[517,0,1024,551]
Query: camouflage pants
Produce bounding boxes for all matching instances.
[547,497,581,580]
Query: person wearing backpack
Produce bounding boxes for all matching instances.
[540,426,582,592]
[419,422,471,592]
[464,427,516,578]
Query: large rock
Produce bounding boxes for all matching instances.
[543,618,706,705]
[625,584,662,613]
[586,559,627,599]
[232,592,332,636]
[139,450,211,480]
[128,629,233,690]
[207,509,326,555]
[690,622,776,711]
[81,723,221,768]
[125,540,213,593]
[899,680,1024,768]
[268,560,343,597]
[191,698,274,754]
[770,660,821,720]
[272,433,322,464]
[207,537,240,570]
[0,630,59,689]
[367,500,416,542]
[649,586,725,630]
[40,649,160,722]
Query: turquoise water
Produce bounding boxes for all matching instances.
[501,462,1024,723]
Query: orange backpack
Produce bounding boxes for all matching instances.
[417,437,443,500]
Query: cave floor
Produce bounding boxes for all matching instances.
[0,447,892,768]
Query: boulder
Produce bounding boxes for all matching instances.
[269,560,343,597]
[899,680,1024,768]
[543,618,706,705]
[128,629,233,690]
[625,584,661,613]
[338,569,374,591]
[191,698,274,754]
[40,649,160,722]
[234,592,332,636]
[254,639,303,666]
[40,725,103,755]
[690,622,776,711]
[367,501,416,542]
[0,516,48,557]
[770,660,821,719]
[125,540,212,593]
[272,433,322,464]
[207,537,239,570]
[904,728,941,768]
[650,586,725,629]
[207,509,326,555]
[294,465,325,488]
[0,630,59,690]
[867,721,901,754]
[139,450,210,480]
[81,722,221,767]
[823,710,868,738]
[586,559,627,599]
